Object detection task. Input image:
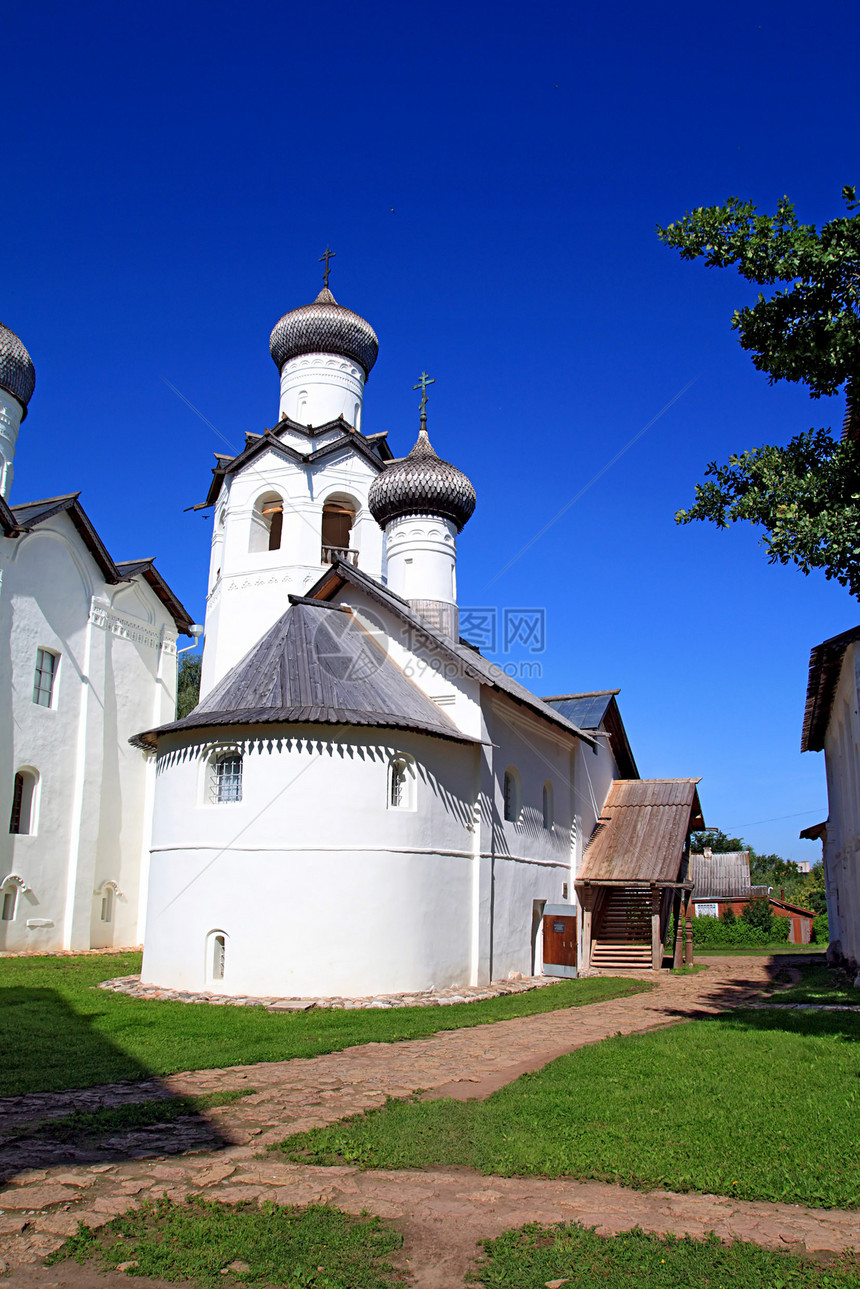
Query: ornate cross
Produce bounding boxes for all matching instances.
[319,247,336,289]
[413,371,435,420]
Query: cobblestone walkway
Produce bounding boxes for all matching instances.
[2,956,854,1287]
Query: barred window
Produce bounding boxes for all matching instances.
[33,649,58,707]
[211,753,242,804]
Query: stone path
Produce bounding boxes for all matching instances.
[2,956,855,1287]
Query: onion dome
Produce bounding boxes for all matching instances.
[269,287,379,378]
[0,322,35,417]
[368,425,476,532]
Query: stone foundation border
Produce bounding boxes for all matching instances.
[97,972,562,1011]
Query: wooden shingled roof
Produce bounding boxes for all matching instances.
[689,851,752,900]
[801,624,860,752]
[133,599,477,749]
[578,778,704,884]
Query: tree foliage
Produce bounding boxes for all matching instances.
[690,828,745,853]
[176,654,202,719]
[657,187,860,598]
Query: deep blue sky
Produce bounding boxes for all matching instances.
[5,0,858,860]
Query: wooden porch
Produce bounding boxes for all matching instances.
[575,778,704,971]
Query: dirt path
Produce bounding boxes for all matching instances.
[3,956,849,1286]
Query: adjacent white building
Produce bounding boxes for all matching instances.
[801,625,860,974]
[0,323,193,953]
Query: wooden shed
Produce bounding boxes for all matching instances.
[690,851,815,943]
[575,778,703,970]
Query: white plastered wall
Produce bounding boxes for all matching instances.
[821,643,860,970]
[0,512,179,952]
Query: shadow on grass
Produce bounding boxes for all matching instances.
[0,988,232,1185]
[658,952,828,1020]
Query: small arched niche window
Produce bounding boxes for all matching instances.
[321,495,357,565]
[9,769,38,836]
[388,754,416,810]
[503,768,522,824]
[96,880,121,923]
[250,492,284,553]
[209,752,243,804]
[206,929,227,983]
[542,781,554,831]
[0,876,26,922]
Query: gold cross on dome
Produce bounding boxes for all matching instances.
[318,247,336,289]
[413,371,435,417]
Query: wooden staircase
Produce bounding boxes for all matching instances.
[591,888,652,970]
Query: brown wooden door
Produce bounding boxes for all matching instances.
[543,911,577,977]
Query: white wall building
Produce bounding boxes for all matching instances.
[0,323,193,953]
[801,625,860,974]
[137,276,702,997]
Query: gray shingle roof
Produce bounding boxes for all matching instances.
[133,599,477,749]
[309,559,597,748]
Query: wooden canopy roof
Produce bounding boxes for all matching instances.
[577,778,704,885]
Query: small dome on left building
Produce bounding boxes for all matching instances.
[0,322,36,416]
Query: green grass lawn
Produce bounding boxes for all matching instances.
[699,945,826,956]
[473,1223,860,1289]
[770,961,860,1005]
[0,953,651,1096]
[49,1196,405,1288]
[274,1008,860,1209]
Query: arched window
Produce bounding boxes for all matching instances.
[321,496,357,566]
[2,886,17,922]
[503,768,521,824]
[210,752,243,804]
[388,755,416,810]
[542,781,554,830]
[249,492,284,553]
[9,770,38,835]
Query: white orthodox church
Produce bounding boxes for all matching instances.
[1,274,704,992]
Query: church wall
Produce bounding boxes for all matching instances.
[821,644,860,971]
[0,514,179,952]
[482,694,577,980]
[201,445,383,695]
[142,724,481,996]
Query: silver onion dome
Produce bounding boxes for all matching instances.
[269,287,379,378]
[368,426,476,532]
[0,322,35,415]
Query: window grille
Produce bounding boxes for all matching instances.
[388,755,415,810]
[33,649,57,707]
[212,934,226,981]
[212,754,242,804]
[391,759,407,808]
